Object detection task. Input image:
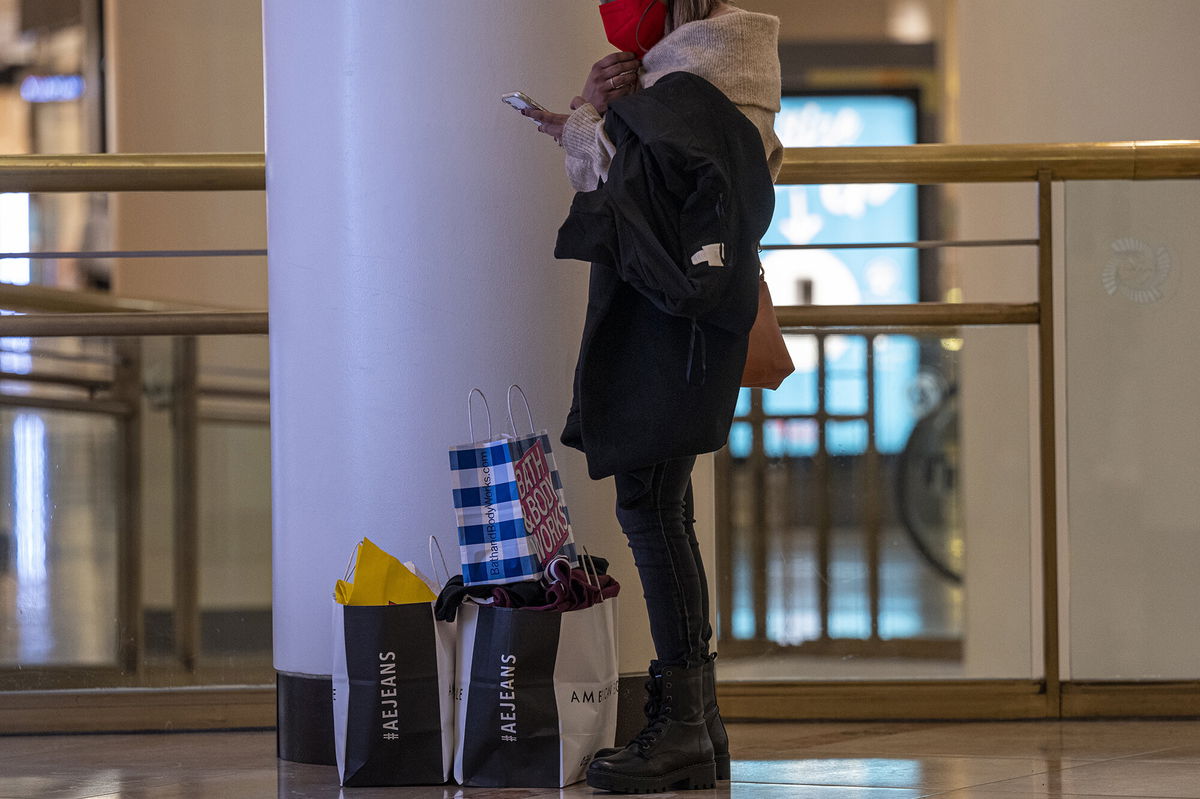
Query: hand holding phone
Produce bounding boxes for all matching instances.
[502,91,549,122]
[503,91,570,145]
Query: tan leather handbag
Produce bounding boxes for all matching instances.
[740,275,795,390]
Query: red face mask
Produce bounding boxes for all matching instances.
[600,0,668,58]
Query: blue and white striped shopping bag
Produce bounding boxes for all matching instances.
[449,434,543,586]
[448,388,579,586]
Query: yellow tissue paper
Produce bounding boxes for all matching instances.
[334,537,437,606]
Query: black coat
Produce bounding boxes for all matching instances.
[554,71,776,479]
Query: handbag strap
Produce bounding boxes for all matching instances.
[467,388,492,441]
[507,383,535,437]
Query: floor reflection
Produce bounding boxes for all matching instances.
[3,721,1200,798]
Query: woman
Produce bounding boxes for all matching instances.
[527,1,782,793]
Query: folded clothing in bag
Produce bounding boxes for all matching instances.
[434,555,619,621]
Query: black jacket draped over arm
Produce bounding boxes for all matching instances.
[555,71,776,479]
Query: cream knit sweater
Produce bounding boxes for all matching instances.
[561,8,783,192]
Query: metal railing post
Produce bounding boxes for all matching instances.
[1037,169,1062,713]
[714,448,733,644]
[815,334,832,642]
[114,339,144,674]
[865,335,882,642]
[172,336,201,672]
[748,389,769,644]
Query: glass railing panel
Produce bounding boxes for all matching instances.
[943,183,1041,304]
[196,418,271,673]
[138,335,177,664]
[1064,179,1200,680]
[718,325,1037,680]
[148,335,272,684]
[0,405,120,667]
[761,183,1041,308]
[0,333,272,689]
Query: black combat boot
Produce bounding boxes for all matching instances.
[592,662,664,762]
[594,656,730,779]
[586,662,715,794]
[703,653,730,780]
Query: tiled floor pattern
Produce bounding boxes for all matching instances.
[1,721,1199,798]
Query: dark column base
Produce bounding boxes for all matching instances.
[276,672,335,765]
[277,669,646,764]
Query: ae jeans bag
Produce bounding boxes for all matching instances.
[453,591,619,787]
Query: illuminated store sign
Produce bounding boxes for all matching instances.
[732,93,920,458]
[19,74,86,103]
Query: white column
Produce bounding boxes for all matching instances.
[263,0,658,758]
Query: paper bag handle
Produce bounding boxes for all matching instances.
[580,544,600,590]
[507,384,535,437]
[468,388,492,441]
[428,535,452,587]
[342,539,361,583]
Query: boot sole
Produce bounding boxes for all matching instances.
[594,750,731,781]
[587,760,717,794]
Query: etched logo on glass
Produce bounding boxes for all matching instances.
[1102,237,1173,304]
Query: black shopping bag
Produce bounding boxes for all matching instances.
[453,598,619,787]
[332,602,455,786]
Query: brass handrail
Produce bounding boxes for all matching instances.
[0,311,268,337]
[0,152,264,193]
[775,302,1038,328]
[0,283,198,314]
[0,141,1197,194]
[777,140,1200,184]
[0,304,1037,336]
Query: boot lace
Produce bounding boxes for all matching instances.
[640,673,661,717]
[630,712,671,753]
[630,676,671,753]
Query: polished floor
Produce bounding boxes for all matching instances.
[2,720,1200,798]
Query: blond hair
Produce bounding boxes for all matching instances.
[666,0,724,33]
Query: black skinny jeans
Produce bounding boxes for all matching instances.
[613,455,712,669]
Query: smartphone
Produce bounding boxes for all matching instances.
[502,91,548,120]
